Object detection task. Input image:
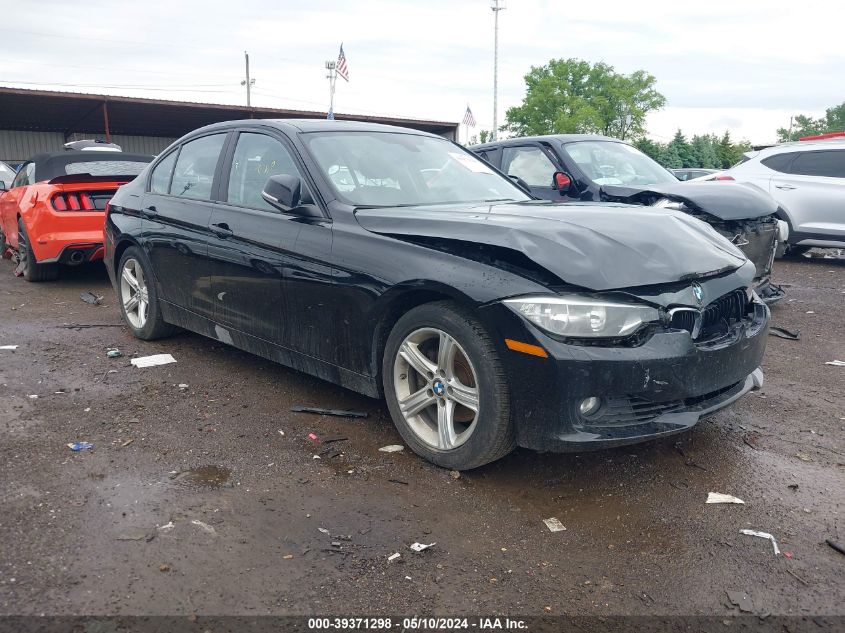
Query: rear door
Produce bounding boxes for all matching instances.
[499,144,561,200]
[207,130,313,344]
[142,132,229,317]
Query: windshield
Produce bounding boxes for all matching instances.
[303,131,530,207]
[562,141,676,186]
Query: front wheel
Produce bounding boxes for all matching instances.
[117,246,177,340]
[382,301,514,470]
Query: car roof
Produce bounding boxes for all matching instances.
[26,151,154,183]
[471,134,623,150]
[758,139,845,155]
[184,118,443,138]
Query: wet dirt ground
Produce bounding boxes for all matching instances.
[0,255,843,619]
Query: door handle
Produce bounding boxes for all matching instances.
[210,222,233,238]
[775,184,797,190]
[141,205,158,218]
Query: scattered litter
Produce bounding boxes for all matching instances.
[157,521,175,532]
[388,478,409,485]
[190,519,216,535]
[308,433,319,442]
[805,310,814,314]
[405,576,412,580]
[707,492,745,504]
[543,517,566,533]
[768,326,800,340]
[84,407,91,412]
[787,483,799,491]
[331,541,342,547]
[318,528,330,534]
[80,291,103,305]
[410,542,436,552]
[121,439,134,448]
[107,348,123,358]
[825,360,845,367]
[783,551,793,558]
[379,445,404,453]
[387,552,401,562]
[159,564,171,572]
[726,590,754,613]
[0,345,18,350]
[291,406,368,418]
[278,430,285,436]
[178,383,189,390]
[312,455,320,459]
[795,452,813,462]
[28,394,38,399]
[786,568,809,586]
[116,531,155,542]
[450,470,461,480]
[130,354,176,368]
[740,529,780,556]
[282,554,294,560]
[322,435,348,444]
[826,539,845,556]
[67,442,93,452]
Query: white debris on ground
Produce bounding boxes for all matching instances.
[130,354,176,368]
[740,529,781,556]
[543,517,566,532]
[706,492,746,504]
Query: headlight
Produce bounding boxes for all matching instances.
[504,295,660,338]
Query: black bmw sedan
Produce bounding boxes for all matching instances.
[104,120,769,469]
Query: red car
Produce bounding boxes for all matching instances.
[0,150,152,281]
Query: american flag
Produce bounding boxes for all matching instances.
[336,44,349,82]
[462,105,476,127]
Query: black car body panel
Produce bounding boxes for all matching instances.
[105,120,769,454]
[471,135,784,303]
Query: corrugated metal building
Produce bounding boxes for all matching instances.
[0,87,459,164]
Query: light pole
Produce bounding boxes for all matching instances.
[241,51,255,107]
[491,0,506,141]
[325,60,337,119]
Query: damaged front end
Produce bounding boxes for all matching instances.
[602,181,786,304]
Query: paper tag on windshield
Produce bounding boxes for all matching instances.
[449,152,494,174]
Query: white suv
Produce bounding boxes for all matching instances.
[717,138,845,254]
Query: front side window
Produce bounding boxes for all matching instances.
[227,133,309,211]
[563,141,676,186]
[303,132,530,207]
[501,146,557,187]
[788,150,845,178]
[169,134,227,200]
[149,151,178,194]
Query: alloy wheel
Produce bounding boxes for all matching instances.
[120,258,149,329]
[392,327,480,450]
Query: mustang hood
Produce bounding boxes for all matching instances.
[601,181,779,221]
[355,201,747,291]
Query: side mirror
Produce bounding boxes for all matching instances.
[262,174,301,211]
[552,171,572,193]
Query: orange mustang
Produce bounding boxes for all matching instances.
[0,149,152,281]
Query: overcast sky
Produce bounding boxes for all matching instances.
[2,0,843,144]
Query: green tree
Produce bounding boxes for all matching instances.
[666,130,692,167]
[504,58,665,140]
[776,103,845,142]
[690,134,718,169]
[478,129,491,144]
[633,137,663,162]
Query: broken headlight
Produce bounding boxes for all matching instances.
[504,295,660,338]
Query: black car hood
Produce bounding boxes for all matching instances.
[600,181,779,221]
[355,201,747,291]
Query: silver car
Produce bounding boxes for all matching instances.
[717,138,845,253]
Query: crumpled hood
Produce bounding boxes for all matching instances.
[355,201,747,291]
[601,181,779,221]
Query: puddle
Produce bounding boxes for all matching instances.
[172,465,232,488]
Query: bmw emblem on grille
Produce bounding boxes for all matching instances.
[692,282,704,305]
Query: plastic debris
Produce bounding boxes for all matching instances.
[825,360,845,367]
[740,529,780,556]
[795,452,813,462]
[107,349,122,358]
[80,291,103,305]
[379,445,404,453]
[308,433,319,442]
[318,528,330,534]
[190,519,216,535]
[278,430,285,436]
[450,470,461,480]
[410,542,436,552]
[388,552,401,562]
[28,394,38,399]
[726,590,754,613]
[0,345,18,350]
[291,406,368,418]
[157,521,175,532]
[121,439,134,448]
[178,383,189,390]
[707,492,745,504]
[768,326,800,340]
[282,554,294,560]
[544,517,566,532]
[130,354,176,368]
[67,442,93,451]
[826,539,845,556]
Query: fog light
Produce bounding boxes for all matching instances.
[579,397,602,417]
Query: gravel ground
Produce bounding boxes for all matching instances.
[0,254,843,621]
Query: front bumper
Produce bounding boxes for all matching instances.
[483,295,769,452]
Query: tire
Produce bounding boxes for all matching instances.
[116,246,177,340]
[17,219,58,282]
[382,300,514,470]
[783,245,811,258]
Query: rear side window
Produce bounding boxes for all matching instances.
[149,151,178,194]
[761,152,798,173]
[501,146,557,187]
[169,134,227,200]
[788,150,845,178]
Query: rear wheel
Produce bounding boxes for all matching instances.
[17,219,58,282]
[117,246,177,340]
[382,301,514,470]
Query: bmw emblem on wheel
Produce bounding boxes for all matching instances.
[692,282,704,305]
[432,380,445,396]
